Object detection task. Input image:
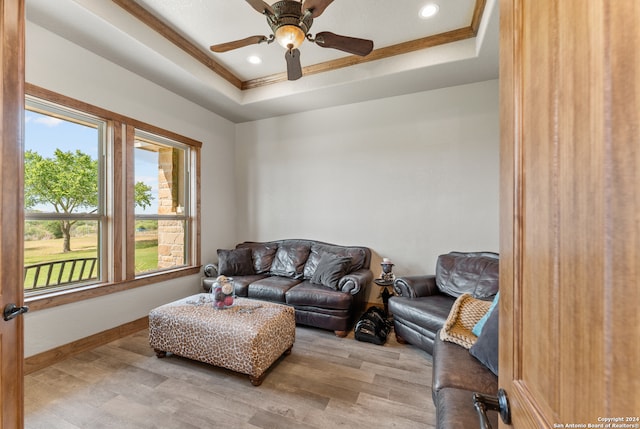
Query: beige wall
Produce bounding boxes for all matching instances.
[235,79,500,304]
[24,22,237,357]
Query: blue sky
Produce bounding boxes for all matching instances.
[25,110,159,214]
[25,110,98,158]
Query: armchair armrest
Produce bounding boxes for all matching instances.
[339,268,374,295]
[393,275,439,298]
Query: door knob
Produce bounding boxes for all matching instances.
[473,388,512,428]
[3,303,29,321]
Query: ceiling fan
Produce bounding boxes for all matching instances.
[210,0,374,81]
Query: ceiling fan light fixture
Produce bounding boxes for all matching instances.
[275,24,306,50]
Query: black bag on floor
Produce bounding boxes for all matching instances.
[354,306,391,345]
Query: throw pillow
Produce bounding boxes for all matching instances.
[470,301,499,376]
[439,293,492,349]
[472,291,500,336]
[311,254,352,290]
[270,242,311,279]
[217,248,255,276]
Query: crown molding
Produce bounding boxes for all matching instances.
[112,0,486,90]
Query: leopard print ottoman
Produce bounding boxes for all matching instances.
[149,294,295,386]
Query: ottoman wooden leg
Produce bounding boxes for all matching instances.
[154,349,167,358]
[249,374,265,386]
[283,346,293,356]
[334,330,348,337]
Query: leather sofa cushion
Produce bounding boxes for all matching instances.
[237,242,279,274]
[203,274,269,296]
[217,248,255,276]
[310,254,352,289]
[248,276,302,302]
[225,274,269,297]
[303,243,368,279]
[436,388,498,429]
[432,334,498,397]
[388,295,455,335]
[270,241,311,279]
[436,252,499,300]
[285,281,353,310]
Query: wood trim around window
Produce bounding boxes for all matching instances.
[125,124,136,281]
[24,84,202,149]
[23,84,202,312]
[24,267,200,311]
[111,120,124,284]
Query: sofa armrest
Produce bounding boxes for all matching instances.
[393,275,439,298]
[338,268,373,295]
[203,263,218,277]
[202,264,219,292]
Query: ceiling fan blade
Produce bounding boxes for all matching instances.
[314,31,374,56]
[210,35,268,53]
[285,49,303,81]
[245,0,274,16]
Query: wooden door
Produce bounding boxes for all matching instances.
[500,0,640,427]
[0,0,25,428]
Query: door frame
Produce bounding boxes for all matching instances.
[0,0,25,427]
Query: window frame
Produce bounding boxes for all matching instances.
[24,84,201,312]
[131,128,193,277]
[24,96,107,293]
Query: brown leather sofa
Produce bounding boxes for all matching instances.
[431,332,499,428]
[203,239,373,337]
[388,251,500,429]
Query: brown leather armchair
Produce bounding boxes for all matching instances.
[389,251,500,429]
[388,251,499,354]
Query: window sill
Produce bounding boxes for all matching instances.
[25,265,201,312]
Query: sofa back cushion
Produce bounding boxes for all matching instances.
[236,241,279,274]
[217,248,255,276]
[236,239,371,280]
[269,240,311,279]
[303,242,369,279]
[310,253,352,289]
[436,252,499,300]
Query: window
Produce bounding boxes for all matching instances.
[24,98,105,292]
[134,131,191,275]
[24,85,201,306]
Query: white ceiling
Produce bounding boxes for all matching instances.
[25,0,499,123]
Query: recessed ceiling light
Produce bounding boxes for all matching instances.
[419,3,439,19]
[247,55,262,65]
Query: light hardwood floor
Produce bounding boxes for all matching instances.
[25,326,435,428]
